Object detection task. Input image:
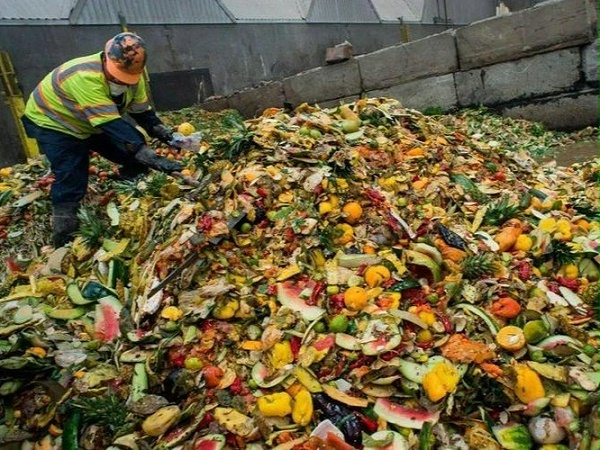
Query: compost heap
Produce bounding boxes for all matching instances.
[0,97,598,450]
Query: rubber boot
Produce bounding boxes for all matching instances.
[52,202,80,247]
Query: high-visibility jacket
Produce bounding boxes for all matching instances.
[24,52,151,139]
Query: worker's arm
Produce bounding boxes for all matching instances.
[98,119,182,173]
[127,82,175,146]
[129,110,175,146]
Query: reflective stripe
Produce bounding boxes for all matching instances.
[24,52,152,138]
[51,62,119,123]
[59,61,102,80]
[128,101,151,113]
[31,86,83,134]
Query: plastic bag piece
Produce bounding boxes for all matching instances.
[170,132,203,151]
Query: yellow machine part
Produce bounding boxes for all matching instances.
[0,50,39,159]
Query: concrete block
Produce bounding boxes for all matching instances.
[455,49,580,107]
[318,95,361,109]
[583,39,599,85]
[326,42,354,64]
[357,31,457,91]
[368,74,458,112]
[228,82,285,118]
[283,59,361,108]
[198,96,230,113]
[457,0,596,70]
[502,90,599,130]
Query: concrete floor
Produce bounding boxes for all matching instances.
[550,141,599,166]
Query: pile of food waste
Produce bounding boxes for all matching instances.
[0,97,598,450]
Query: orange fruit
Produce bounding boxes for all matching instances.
[344,286,369,311]
[178,122,196,136]
[364,265,391,288]
[496,326,526,351]
[342,201,363,224]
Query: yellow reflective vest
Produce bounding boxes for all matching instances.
[24,52,151,139]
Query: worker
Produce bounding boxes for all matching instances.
[21,32,183,247]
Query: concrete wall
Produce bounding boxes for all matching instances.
[201,0,599,134]
[1,22,450,167]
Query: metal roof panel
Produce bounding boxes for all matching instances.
[306,0,380,23]
[0,0,76,20]
[71,0,234,25]
[220,0,306,22]
[370,0,424,22]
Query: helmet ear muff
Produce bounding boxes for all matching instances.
[104,32,147,85]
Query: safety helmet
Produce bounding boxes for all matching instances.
[104,32,147,85]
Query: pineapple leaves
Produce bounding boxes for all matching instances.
[76,207,106,249]
[461,253,498,280]
[483,196,520,226]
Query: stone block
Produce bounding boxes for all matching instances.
[583,39,599,85]
[283,59,361,108]
[228,82,285,118]
[502,90,599,130]
[326,42,354,64]
[198,96,230,112]
[357,31,457,91]
[368,74,458,112]
[455,49,580,107]
[457,0,596,70]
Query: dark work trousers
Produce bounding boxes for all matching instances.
[21,116,145,205]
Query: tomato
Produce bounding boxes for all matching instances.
[202,365,224,388]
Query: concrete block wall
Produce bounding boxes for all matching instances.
[201,0,599,131]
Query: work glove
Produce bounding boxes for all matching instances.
[151,124,176,147]
[134,146,184,174]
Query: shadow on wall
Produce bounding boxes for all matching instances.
[149,69,214,112]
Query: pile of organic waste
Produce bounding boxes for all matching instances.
[0,97,598,450]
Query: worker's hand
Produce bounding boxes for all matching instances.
[151,124,177,147]
[134,146,184,174]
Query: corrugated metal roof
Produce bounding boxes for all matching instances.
[71,0,234,25]
[307,0,381,23]
[0,0,75,21]
[220,0,307,22]
[370,0,424,22]
[422,0,496,25]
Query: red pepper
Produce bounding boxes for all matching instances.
[364,188,385,206]
[437,313,453,333]
[380,349,404,361]
[349,356,374,370]
[355,412,378,433]
[308,281,325,306]
[289,336,302,359]
[256,187,269,198]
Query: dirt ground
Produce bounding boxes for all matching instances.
[549,140,599,166]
